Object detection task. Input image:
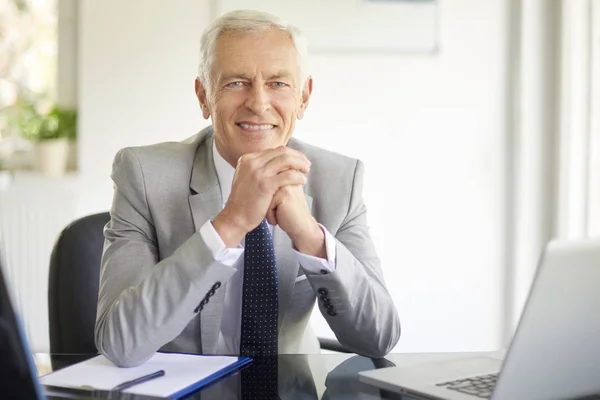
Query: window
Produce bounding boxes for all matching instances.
[0,0,65,173]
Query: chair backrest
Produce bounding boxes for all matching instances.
[48,212,110,354]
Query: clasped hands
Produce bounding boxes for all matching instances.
[212,146,326,258]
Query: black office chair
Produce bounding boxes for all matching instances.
[48,212,349,356]
[48,212,110,355]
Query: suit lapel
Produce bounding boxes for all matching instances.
[188,133,222,234]
[187,131,225,353]
[275,193,313,328]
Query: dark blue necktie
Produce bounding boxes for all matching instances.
[240,219,279,356]
[241,356,279,399]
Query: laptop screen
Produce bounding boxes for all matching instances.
[0,251,44,399]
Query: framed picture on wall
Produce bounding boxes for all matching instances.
[212,0,439,54]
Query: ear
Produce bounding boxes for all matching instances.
[297,76,313,120]
[195,78,211,119]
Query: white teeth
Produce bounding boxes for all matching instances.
[238,123,274,130]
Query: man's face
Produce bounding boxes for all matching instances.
[195,28,312,166]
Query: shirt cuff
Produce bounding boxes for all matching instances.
[294,224,336,273]
[199,220,243,267]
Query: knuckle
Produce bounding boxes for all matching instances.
[280,149,294,161]
[283,170,296,180]
[237,154,249,165]
[248,158,260,170]
[287,147,301,158]
[251,167,263,180]
[279,184,292,194]
[257,180,271,193]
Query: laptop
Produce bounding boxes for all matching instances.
[359,238,600,400]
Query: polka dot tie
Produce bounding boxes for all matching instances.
[240,219,278,357]
[241,356,279,399]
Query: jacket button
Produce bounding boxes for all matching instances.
[194,304,204,313]
[212,282,222,290]
[208,289,216,297]
[317,287,328,296]
[327,310,337,317]
[324,302,334,310]
[320,269,329,275]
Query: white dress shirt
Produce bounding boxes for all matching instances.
[198,141,337,355]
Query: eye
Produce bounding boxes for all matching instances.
[225,81,245,88]
[270,81,287,88]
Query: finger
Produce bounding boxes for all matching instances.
[270,169,307,189]
[235,148,282,176]
[256,147,310,170]
[262,153,311,177]
[236,150,266,169]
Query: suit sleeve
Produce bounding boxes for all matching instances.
[304,160,401,358]
[95,148,236,367]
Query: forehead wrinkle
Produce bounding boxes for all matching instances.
[210,30,303,91]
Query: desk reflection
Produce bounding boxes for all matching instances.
[192,354,401,400]
[323,356,402,400]
[195,355,317,399]
[44,353,406,400]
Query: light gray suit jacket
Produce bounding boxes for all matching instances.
[95,127,400,367]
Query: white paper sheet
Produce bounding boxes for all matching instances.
[40,353,244,398]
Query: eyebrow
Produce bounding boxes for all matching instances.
[218,72,294,83]
[219,74,252,83]
[266,73,294,81]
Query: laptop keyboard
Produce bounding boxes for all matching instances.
[436,373,498,399]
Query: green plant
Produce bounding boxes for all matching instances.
[45,106,77,141]
[9,101,77,141]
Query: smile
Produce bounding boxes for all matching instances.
[236,123,276,131]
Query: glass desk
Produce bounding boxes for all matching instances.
[35,351,504,400]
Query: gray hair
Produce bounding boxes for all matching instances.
[197,10,309,94]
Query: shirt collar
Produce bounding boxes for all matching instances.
[212,140,235,204]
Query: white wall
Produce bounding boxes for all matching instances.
[589,0,600,236]
[77,0,210,214]
[77,0,510,352]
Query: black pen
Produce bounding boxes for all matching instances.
[111,369,166,392]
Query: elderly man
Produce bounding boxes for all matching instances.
[95,9,400,368]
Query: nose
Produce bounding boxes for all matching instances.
[246,85,270,114]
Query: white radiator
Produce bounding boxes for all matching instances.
[0,173,79,353]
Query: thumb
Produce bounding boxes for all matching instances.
[266,206,278,226]
[266,193,279,225]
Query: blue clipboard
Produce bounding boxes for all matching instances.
[169,355,253,399]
